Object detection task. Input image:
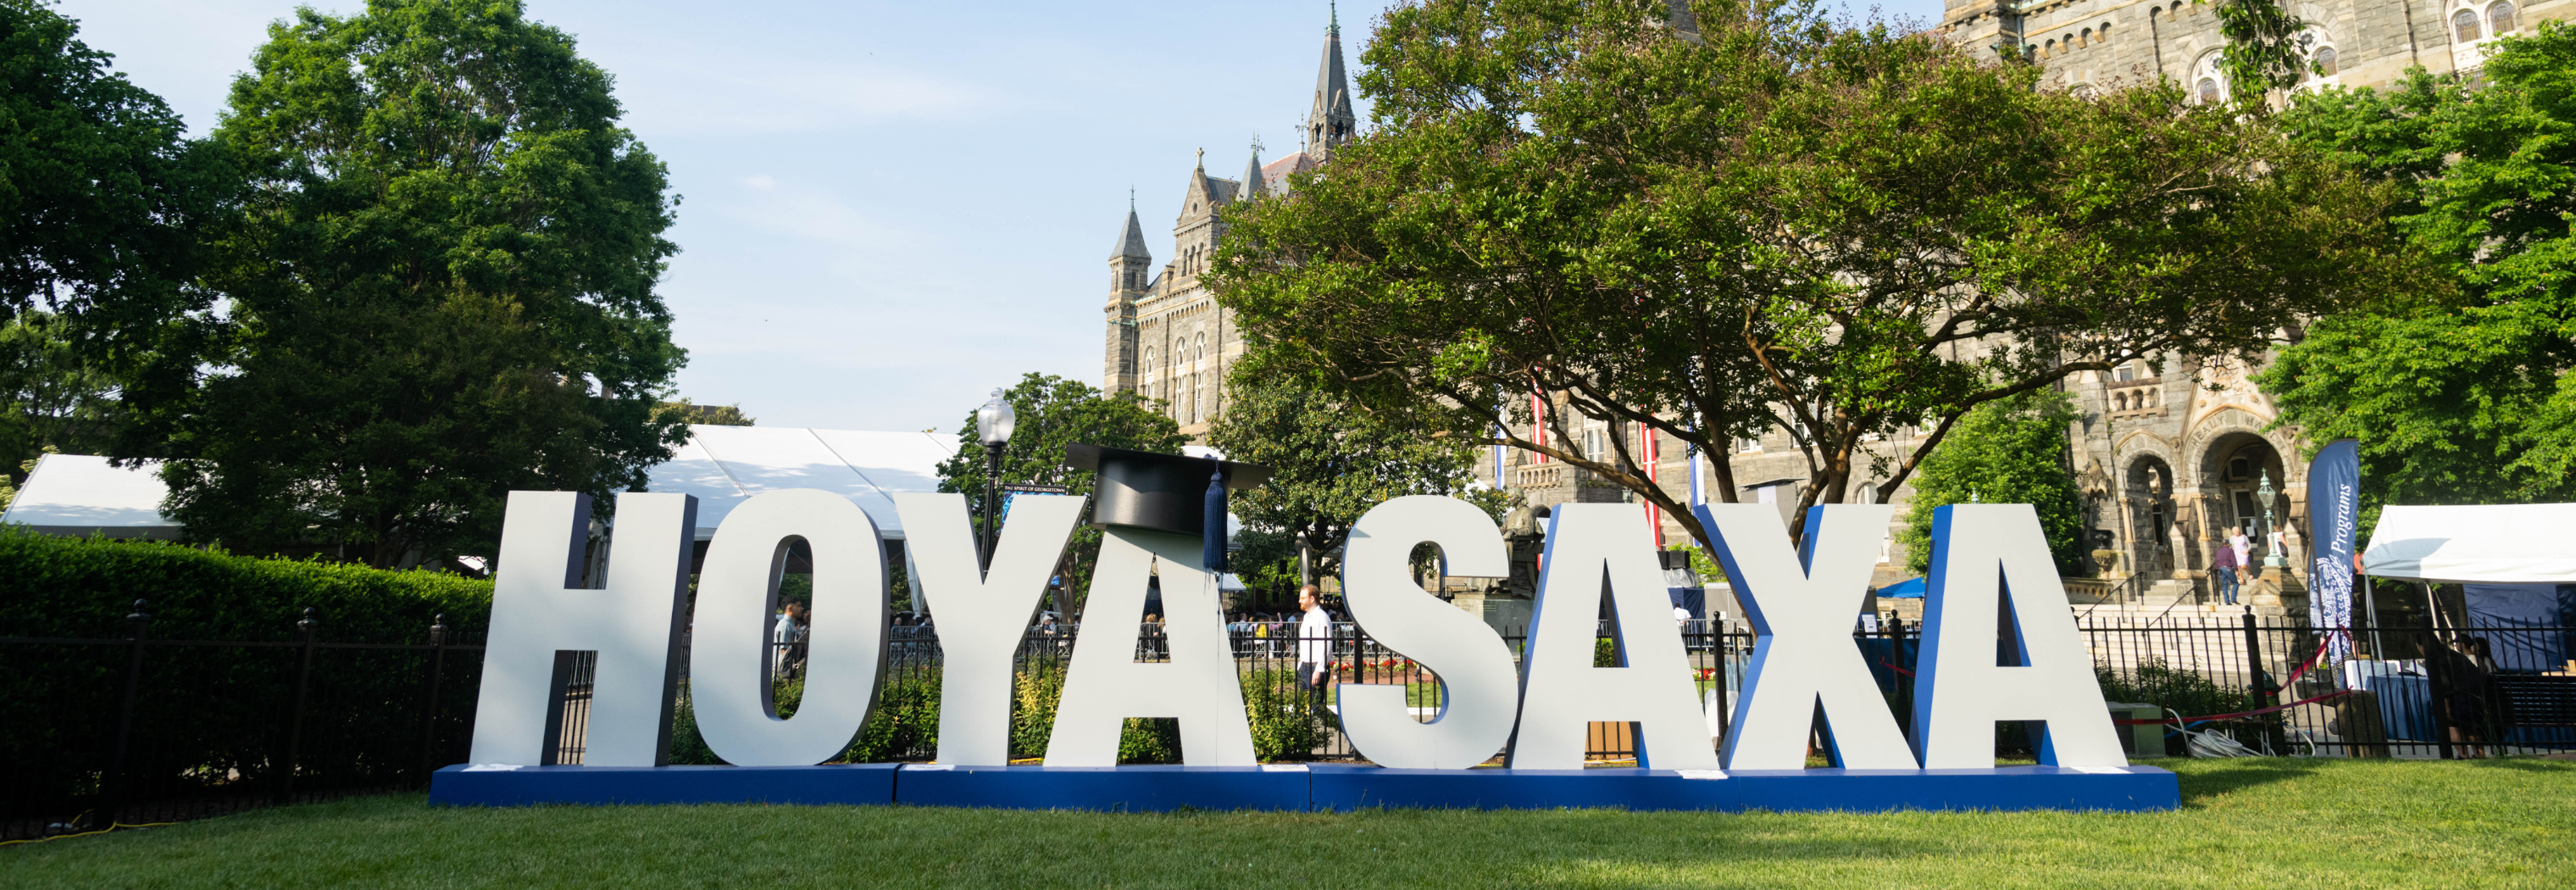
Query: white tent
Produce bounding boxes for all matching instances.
[644,425,956,542]
[0,453,178,539]
[0,426,962,544]
[2361,503,2576,583]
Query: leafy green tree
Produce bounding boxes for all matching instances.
[0,1,232,451]
[934,372,1185,615]
[659,399,754,426]
[1207,372,1508,605]
[1211,0,2404,558]
[2265,24,2576,515]
[0,0,231,332]
[1896,389,2086,576]
[0,312,124,484]
[158,0,686,567]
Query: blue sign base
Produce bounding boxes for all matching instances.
[893,764,1312,812]
[429,763,900,807]
[430,762,2176,812]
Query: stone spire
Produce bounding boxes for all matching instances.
[1239,138,1268,201]
[1305,5,1357,162]
[1109,193,1151,261]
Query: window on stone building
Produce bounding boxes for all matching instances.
[2079,28,2092,47]
[2456,8,2482,43]
[2114,392,2130,411]
[2490,1,2518,36]
[2198,77,2221,104]
[1737,435,1761,453]
[2314,46,2338,76]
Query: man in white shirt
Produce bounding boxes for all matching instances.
[771,600,807,680]
[1296,584,1335,710]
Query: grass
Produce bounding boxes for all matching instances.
[3,758,2569,888]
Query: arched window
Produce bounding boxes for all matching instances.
[2456,8,2482,43]
[2079,28,2092,47]
[2490,1,2518,36]
[2044,39,2057,57]
[2114,392,2130,411]
[2192,53,2227,105]
[2315,46,2338,76]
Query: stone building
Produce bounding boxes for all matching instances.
[1105,1,2564,614]
[1101,14,1356,439]
[1935,0,2566,100]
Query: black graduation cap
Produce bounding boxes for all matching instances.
[1065,443,1271,570]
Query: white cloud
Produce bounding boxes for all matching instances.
[740,174,776,190]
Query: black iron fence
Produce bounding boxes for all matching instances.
[1,601,484,842]
[10,601,2570,840]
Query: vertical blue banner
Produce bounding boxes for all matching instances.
[2307,439,2360,660]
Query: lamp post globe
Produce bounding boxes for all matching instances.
[975,389,1014,570]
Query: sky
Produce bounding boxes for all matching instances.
[58,0,1944,434]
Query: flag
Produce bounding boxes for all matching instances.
[2307,438,2360,661]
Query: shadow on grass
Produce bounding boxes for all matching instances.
[2461,756,2576,776]
[2161,758,2330,805]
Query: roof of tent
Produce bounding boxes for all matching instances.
[2362,503,2576,584]
[0,453,178,539]
[0,427,962,544]
[644,425,957,541]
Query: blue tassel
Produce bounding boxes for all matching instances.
[1202,464,1228,571]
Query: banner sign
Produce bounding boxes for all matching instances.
[433,492,2176,813]
[2307,439,2361,661]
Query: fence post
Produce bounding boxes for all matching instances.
[1890,615,1913,743]
[415,614,448,787]
[2419,609,2457,759]
[1712,622,1733,748]
[2240,607,2270,708]
[279,607,319,804]
[98,599,151,829]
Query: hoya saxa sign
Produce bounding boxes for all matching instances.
[432,490,2176,812]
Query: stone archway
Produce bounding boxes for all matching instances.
[2196,431,2294,570]
[2124,453,2178,577]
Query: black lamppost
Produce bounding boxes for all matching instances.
[974,388,1016,570]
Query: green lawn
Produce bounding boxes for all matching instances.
[3,759,2569,888]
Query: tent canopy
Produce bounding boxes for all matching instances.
[642,426,957,541]
[0,453,177,539]
[2362,503,2576,584]
[0,426,964,545]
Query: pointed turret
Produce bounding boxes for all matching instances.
[1109,203,1151,262]
[1104,193,1152,395]
[1239,143,1268,201]
[1306,6,1357,162]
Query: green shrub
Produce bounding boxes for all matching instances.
[0,528,492,640]
[1241,669,1327,761]
[0,531,493,822]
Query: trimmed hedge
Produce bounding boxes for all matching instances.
[0,531,494,823]
[0,528,493,641]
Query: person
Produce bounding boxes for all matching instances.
[2211,537,2240,605]
[2229,528,2255,581]
[2436,636,2495,758]
[772,600,808,680]
[1296,585,1335,710]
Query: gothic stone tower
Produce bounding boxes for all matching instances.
[1102,10,1352,440]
